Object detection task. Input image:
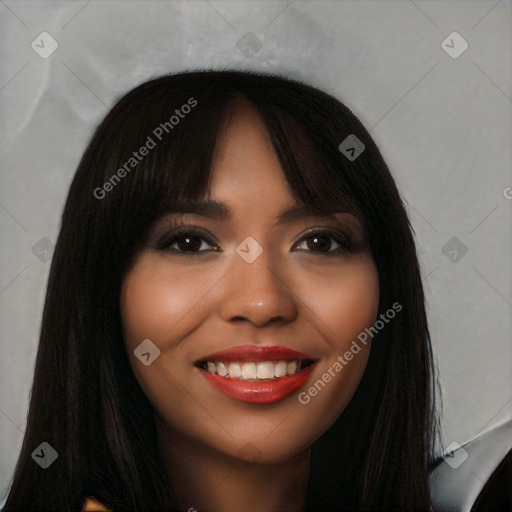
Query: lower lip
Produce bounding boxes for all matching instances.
[199,365,315,404]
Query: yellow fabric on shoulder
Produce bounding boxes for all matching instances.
[81,495,112,511]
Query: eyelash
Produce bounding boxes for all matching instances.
[153,225,356,257]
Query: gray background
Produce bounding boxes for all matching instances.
[1,0,511,500]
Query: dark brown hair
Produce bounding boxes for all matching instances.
[3,69,439,511]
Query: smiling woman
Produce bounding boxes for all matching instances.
[3,70,439,511]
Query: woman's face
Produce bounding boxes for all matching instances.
[120,99,379,464]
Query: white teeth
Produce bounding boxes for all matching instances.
[203,360,306,380]
[257,361,275,379]
[241,362,257,379]
[275,361,287,377]
[287,361,298,375]
[217,362,228,377]
[228,362,242,378]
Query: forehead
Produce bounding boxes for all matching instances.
[207,98,297,212]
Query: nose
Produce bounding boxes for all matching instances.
[218,248,298,328]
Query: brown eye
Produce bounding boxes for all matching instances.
[174,234,205,252]
[154,228,220,256]
[296,234,340,253]
[294,229,352,254]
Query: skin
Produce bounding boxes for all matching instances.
[120,98,380,512]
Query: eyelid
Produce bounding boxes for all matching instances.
[291,225,354,251]
[153,224,220,252]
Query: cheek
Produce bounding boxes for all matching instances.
[119,263,202,422]
[297,258,380,348]
[120,260,208,349]
[281,259,379,428]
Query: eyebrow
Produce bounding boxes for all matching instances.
[162,199,356,226]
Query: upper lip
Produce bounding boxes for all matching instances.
[196,345,316,363]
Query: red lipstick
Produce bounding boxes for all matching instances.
[200,365,315,404]
[195,345,317,404]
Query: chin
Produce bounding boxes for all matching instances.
[215,428,316,465]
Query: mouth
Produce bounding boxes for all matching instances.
[195,346,317,404]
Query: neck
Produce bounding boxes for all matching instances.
[157,423,311,512]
